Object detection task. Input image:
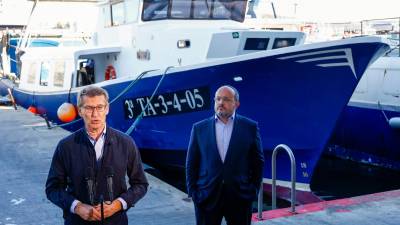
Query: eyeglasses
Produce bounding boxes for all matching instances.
[81,104,107,113]
[214,96,234,103]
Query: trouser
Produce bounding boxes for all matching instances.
[194,188,252,225]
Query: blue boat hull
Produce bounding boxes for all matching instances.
[328,105,400,170]
[0,40,389,195]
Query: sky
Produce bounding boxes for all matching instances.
[261,0,400,22]
[1,0,399,25]
[0,0,98,33]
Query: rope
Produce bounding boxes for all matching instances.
[378,101,389,123]
[125,66,174,135]
[109,69,158,104]
[18,0,38,50]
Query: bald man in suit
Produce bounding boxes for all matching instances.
[186,85,264,225]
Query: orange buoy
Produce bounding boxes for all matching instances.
[57,102,77,123]
[28,106,38,114]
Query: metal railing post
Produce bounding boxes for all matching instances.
[271,144,296,213]
[257,180,263,220]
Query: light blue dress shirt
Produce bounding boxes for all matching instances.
[215,112,235,162]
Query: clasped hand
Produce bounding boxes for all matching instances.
[75,200,122,221]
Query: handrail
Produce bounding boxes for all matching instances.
[256,179,264,220]
[272,144,296,213]
[256,144,297,220]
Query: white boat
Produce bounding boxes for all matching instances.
[328,38,400,170]
[0,0,390,203]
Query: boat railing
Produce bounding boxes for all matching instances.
[257,144,296,220]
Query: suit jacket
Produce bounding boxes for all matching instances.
[186,114,264,206]
[45,126,148,225]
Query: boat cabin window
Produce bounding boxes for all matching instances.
[27,62,37,84]
[272,38,297,49]
[244,38,269,50]
[125,0,139,23]
[39,61,50,86]
[76,59,95,87]
[53,61,65,88]
[142,0,247,22]
[103,0,139,27]
[111,1,124,26]
[103,4,112,26]
[19,57,74,91]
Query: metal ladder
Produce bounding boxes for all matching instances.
[257,144,297,220]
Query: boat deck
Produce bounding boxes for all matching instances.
[1,105,399,225]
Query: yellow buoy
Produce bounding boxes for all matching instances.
[57,102,77,123]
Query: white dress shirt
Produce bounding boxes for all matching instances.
[215,113,235,162]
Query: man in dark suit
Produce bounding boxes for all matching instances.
[46,86,148,225]
[186,85,264,225]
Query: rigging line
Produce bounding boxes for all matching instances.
[125,66,174,135]
[68,86,72,103]
[18,0,38,50]
[378,101,389,123]
[109,69,158,105]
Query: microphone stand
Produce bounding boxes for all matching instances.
[100,195,104,225]
[85,167,95,206]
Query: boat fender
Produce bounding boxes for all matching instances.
[389,117,400,129]
[28,106,38,114]
[57,102,77,123]
[105,65,117,80]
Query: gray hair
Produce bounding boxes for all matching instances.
[216,85,240,102]
[77,86,109,107]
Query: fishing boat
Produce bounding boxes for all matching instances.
[328,33,400,171]
[0,0,390,203]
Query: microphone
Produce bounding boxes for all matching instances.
[85,167,95,205]
[105,166,114,203]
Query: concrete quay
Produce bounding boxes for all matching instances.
[0,106,195,225]
[1,106,399,225]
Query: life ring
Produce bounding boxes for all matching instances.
[105,65,117,80]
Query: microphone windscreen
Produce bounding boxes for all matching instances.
[105,166,114,177]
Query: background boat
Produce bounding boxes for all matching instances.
[327,18,400,171]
